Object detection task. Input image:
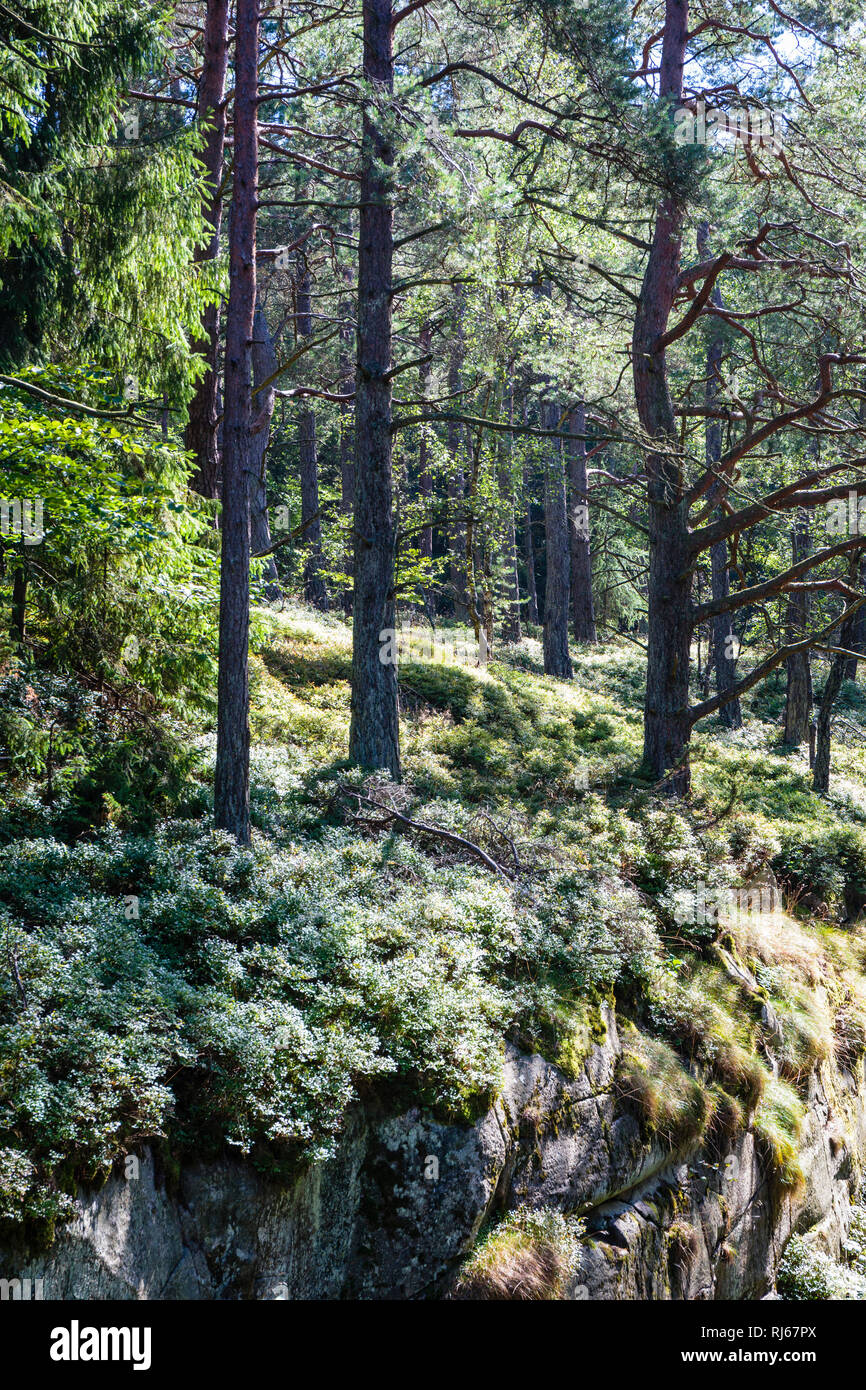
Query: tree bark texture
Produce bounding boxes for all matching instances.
[542,401,573,679]
[296,268,328,609]
[844,557,866,681]
[632,0,691,792]
[523,464,540,625]
[418,321,434,574]
[184,0,229,500]
[348,0,401,778]
[783,512,813,745]
[446,292,467,618]
[339,296,355,615]
[697,223,742,730]
[498,386,521,643]
[11,559,26,645]
[249,302,280,596]
[813,602,858,794]
[214,0,258,843]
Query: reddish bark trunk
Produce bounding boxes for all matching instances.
[214,0,258,843]
[348,0,400,777]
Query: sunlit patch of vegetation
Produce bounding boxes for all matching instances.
[452,1206,584,1301]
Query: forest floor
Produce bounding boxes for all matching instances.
[4,604,866,1295]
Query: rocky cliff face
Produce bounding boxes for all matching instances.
[4,1005,864,1299]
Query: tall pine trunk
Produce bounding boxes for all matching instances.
[418,321,434,577]
[446,308,467,619]
[500,502,522,643]
[698,224,742,729]
[339,297,355,615]
[813,598,858,793]
[633,0,691,792]
[844,557,866,681]
[783,512,812,744]
[542,402,573,678]
[249,302,280,597]
[184,0,229,499]
[214,0,258,843]
[567,403,596,644]
[499,386,521,643]
[296,268,328,609]
[348,0,400,777]
[523,465,540,625]
[11,559,26,646]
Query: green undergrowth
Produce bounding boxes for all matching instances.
[778,1200,866,1300]
[3,604,866,1243]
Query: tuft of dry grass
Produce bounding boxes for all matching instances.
[833,1002,866,1070]
[453,1207,583,1301]
[731,911,825,987]
[454,1241,564,1300]
[617,1026,716,1151]
[752,1076,806,1193]
[650,964,765,1108]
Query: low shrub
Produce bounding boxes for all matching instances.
[773,826,866,923]
[777,1234,866,1300]
[0,790,662,1236]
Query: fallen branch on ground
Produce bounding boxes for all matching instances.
[338,785,514,882]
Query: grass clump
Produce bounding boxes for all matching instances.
[763,979,833,1083]
[650,961,766,1108]
[616,1026,716,1151]
[752,1077,806,1194]
[453,1206,584,1300]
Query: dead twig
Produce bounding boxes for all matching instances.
[474,809,525,874]
[339,785,514,882]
